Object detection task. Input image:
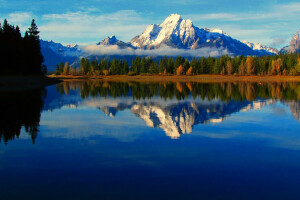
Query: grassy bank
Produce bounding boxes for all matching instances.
[49,74,300,83]
[0,75,61,91]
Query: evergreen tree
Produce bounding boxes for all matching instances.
[183,59,190,74]
[174,56,182,71]
[56,64,60,75]
[59,62,64,74]
[110,58,119,75]
[140,57,147,73]
[167,57,175,74]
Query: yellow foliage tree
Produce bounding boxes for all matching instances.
[245,56,255,75]
[269,60,276,75]
[164,68,167,75]
[227,60,232,75]
[102,70,109,76]
[239,62,245,76]
[296,58,300,74]
[176,65,183,75]
[186,66,193,75]
[221,67,225,75]
[63,61,69,75]
[276,58,283,75]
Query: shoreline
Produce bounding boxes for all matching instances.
[0,75,61,91]
[49,74,300,83]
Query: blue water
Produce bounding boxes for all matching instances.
[1,81,300,200]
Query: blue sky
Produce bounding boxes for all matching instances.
[0,0,299,49]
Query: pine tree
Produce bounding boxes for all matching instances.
[190,58,198,74]
[167,57,174,74]
[59,62,64,74]
[56,64,60,75]
[183,59,190,74]
[140,57,147,73]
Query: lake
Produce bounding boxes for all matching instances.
[1,81,300,200]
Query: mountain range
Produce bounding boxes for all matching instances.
[40,14,299,71]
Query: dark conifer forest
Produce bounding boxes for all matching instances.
[0,19,46,75]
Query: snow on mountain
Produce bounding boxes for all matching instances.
[130,14,206,49]
[242,41,279,55]
[40,40,82,57]
[96,35,135,49]
[280,30,300,54]
[204,28,230,36]
[41,13,284,70]
[40,40,82,70]
[130,14,274,56]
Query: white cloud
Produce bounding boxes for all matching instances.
[39,10,148,43]
[6,12,32,24]
[183,2,300,48]
[187,2,300,22]
[83,44,231,57]
[0,12,33,33]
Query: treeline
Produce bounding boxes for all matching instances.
[57,81,300,102]
[0,19,45,75]
[57,54,300,76]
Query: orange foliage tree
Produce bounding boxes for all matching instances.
[245,56,255,75]
[186,66,193,75]
[176,65,183,75]
[275,58,283,75]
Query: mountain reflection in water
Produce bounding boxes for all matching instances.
[1,81,300,143]
[46,81,300,139]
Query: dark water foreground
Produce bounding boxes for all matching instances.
[1,81,300,200]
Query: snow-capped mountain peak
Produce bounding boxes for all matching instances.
[204,28,229,37]
[161,13,183,26]
[280,30,300,54]
[130,13,277,55]
[131,13,198,49]
[241,41,279,55]
[97,35,119,45]
[96,35,134,49]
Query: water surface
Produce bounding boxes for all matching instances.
[1,81,300,200]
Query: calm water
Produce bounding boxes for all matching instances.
[1,81,300,200]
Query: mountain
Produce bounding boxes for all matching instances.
[130,14,277,55]
[96,35,135,49]
[40,40,82,71]
[241,41,279,55]
[40,14,282,70]
[280,30,300,54]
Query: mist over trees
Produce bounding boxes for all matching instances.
[57,53,300,76]
[0,19,45,75]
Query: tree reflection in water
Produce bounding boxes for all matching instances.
[0,88,46,144]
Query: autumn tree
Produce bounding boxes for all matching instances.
[245,56,255,75]
[296,58,300,74]
[176,65,183,75]
[186,66,193,75]
[226,60,232,75]
[275,58,283,75]
[63,62,70,75]
[239,62,246,76]
[269,60,276,75]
